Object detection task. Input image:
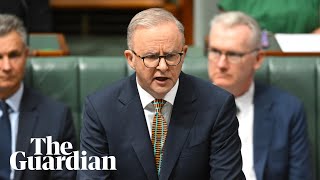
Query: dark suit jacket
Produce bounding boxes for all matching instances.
[0,0,52,32]
[13,87,76,180]
[78,72,245,180]
[253,82,312,180]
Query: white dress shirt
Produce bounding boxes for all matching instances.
[0,83,23,180]
[235,82,256,180]
[136,78,179,138]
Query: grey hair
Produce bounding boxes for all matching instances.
[127,8,185,49]
[210,11,261,49]
[0,14,27,46]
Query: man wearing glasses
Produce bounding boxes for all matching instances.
[208,11,312,180]
[78,8,245,180]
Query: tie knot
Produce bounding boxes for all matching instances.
[152,99,166,112]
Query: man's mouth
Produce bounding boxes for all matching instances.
[0,76,11,81]
[155,77,169,81]
[215,73,230,78]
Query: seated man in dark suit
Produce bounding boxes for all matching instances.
[0,14,76,180]
[207,11,312,180]
[78,8,245,180]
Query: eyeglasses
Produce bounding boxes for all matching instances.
[131,50,184,68]
[208,47,259,64]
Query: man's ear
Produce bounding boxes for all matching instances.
[124,50,135,70]
[180,45,188,63]
[254,50,265,70]
[183,45,188,54]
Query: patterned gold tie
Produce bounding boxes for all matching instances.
[151,99,167,175]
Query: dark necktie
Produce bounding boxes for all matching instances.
[0,101,11,180]
[151,99,167,175]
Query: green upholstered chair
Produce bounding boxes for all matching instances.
[78,57,127,116]
[26,56,127,141]
[28,57,80,134]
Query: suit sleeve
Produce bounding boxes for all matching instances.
[210,94,246,180]
[289,102,313,180]
[77,97,112,180]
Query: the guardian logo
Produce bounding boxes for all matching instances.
[10,136,116,171]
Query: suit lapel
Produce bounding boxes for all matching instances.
[14,87,39,180]
[160,73,197,180]
[253,82,274,180]
[118,74,158,180]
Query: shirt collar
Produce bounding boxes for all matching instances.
[136,77,179,108]
[235,81,254,111]
[5,83,24,112]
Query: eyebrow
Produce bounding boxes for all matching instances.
[0,49,24,57]
[209,47,250,54]
[143,50,181,55]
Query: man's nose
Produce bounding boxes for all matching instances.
[1,57,12,71]
[216,54,229,68]
[156,57,169,71]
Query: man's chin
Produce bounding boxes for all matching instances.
[0,83,18,93]
[150,87,171,99]
[213,80,232,88]
[214,81,235,92]
[0,85,13,90]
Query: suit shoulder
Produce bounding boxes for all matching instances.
[26,87,68,110]
[256,82,304,110]
[185,74,234,103]
[86,76,129,104]
[263,83,302,104]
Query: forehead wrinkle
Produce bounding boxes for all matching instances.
[140,41,179,54]
[133,23,182,54]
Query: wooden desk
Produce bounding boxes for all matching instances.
[50,0,164,9]
[29,33,69,56]
[264,50,320,56]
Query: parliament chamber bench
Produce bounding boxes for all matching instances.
[25,55,320,178]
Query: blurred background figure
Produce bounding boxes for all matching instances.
[207,11,313,180]
[0,0,52,32]
[217,0,320,34]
